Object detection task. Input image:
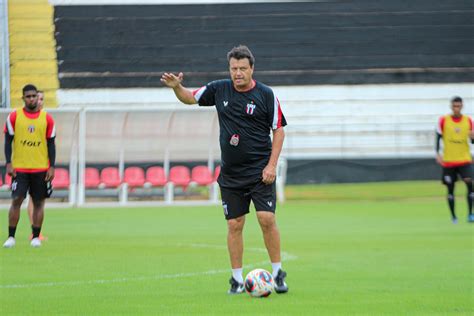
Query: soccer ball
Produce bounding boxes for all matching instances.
[244,269,274,297]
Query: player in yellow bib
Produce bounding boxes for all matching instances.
[26,90,47,241]
[436,96,474,223]
[2,85,56,248]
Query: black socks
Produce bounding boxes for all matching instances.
[32,226,42,239]
[8,226,17,238]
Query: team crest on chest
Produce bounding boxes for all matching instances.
[246,101,256,115]
[454,127,461,134]
[28,125,35,133]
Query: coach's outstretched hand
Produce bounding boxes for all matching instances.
[161,72,184,88]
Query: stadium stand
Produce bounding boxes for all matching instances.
[54,1,473,88]
[1,0,473,206]
[0,0,6,108]
[8,0,59,107]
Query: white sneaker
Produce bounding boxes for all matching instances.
[30,237,41,248]
[3,237,16,248]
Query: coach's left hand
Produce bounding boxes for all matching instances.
[262,164,276,185]
[45,167,55,181]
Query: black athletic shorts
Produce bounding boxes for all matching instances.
[442,164,472,184]
[220,181,276,220]
[11,172,53,200]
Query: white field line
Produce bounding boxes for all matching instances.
[0,243,297,289]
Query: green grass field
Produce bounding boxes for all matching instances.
[0,181,473,315]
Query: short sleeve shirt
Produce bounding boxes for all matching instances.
[194,79,287,188]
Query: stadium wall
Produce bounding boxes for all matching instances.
[57,83,474,160]
[52,0,474,88]
[286,159,441,184]
[53,84,474,184]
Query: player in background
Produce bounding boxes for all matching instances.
[436,96,474,223]
[161,45,289,294]
[27,90,47,241]
[3,85,56,248]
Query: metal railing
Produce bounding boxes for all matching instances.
[1,0,10,108]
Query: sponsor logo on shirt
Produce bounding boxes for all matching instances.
[20,140,42,147]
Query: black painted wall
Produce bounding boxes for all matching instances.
[54,0,474,88]
[286,159,441,184]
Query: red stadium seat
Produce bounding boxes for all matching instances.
[85,167,101,188]
[100,167,121,188]
[169,166,191,188]
[5,173,12,187]
[214,165,221,182]
[191,166,214,186]
[145,166,167,187]
[124,167,145,188]
[52,168,70,189]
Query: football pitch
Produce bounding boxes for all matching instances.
[0,181,472,315]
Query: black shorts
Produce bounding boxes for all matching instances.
[11,172,52,200]
[220,181,276,220]
[442,164,472,184]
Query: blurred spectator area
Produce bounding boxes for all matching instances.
[53,0,474,88]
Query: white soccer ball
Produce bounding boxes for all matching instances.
[244,268,274,297]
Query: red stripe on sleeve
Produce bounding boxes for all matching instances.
[4,111,17,134]
[276,98,283,128]
[192,87,203,96]
[46,113,56,138]
[10,111,16,130]
[438,116,445,134]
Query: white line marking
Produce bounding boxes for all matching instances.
[0,243,297,289]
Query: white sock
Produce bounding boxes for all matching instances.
[232,268,243,284]
[271,262,282,278]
